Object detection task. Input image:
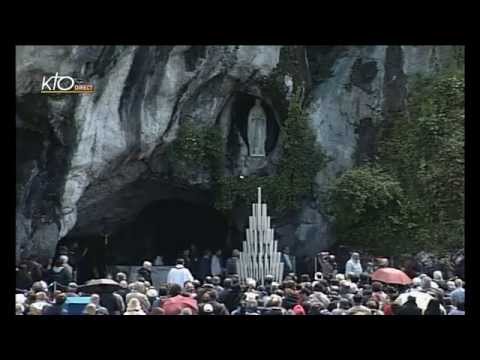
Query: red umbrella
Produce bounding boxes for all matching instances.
[162,295,198,315]
[371,267,412,285]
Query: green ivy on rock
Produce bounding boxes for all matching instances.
[215,89,328,215]
[164,120,224,182]
[328,69,464,256]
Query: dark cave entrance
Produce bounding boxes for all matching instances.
[59,198,235,282]
[110,199,230,265]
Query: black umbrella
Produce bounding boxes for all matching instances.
[78,279,121,293]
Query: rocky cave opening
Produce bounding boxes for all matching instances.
[57,197,239,282]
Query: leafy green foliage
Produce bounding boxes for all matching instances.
[329,166,411,255]
[329,70,464,256]
[165,121,224,181]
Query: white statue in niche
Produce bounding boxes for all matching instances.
[247,98,267,157]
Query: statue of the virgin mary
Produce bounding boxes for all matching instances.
[247,98,267,157]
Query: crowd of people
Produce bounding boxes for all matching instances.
[15,246,465,315]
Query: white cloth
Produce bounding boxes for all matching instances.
[167,265,194,287]
[211,255,222,276]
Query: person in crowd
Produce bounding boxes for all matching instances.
[421,276,444,299]
[181,249,191,268]
[448,301,465,315]
[183,281,197,299]
[47,258,72,287]
[115,280,131,303]
[154,255,164,266]
[151,285,169,308]
[345,252,363,276]
[292,304,306,315]
[16,263,33,291]
[90,294,110,315]
[59,255,73,279]
[225,249,240,276]
[397,296,422,315]
[445,281,456,296]
[309,281,330,309]
[212,276,223,294]
[146,287,159,305]
[162,283,198,315]
[42,293,68,315]
[150,307,165,315]
[330,299,350,315]
[219,277,242,313]
[83,303,97,315]
[424,298,445,315]
[115,272,127,283]
[211,249,224,277]
[410,277,423,291]
[203,289,229,315]
[263,294,287,315]
[16,303,25,315]
[281,246,295,275]
[366,300,384,315]
[347,294,371,315]
[371,282,388,307]
[25,255,45,283]
[65,283,79,297]
[189,245,200,279]
[124,298,146,315]
[125,282,151,313]
[33,291,50,311]
[167,258,194,287]
[180,307,193,315]
[450,279,465,307]
[282,282,299,310]
[432,270,447,290]
[199,303,215,315]
[99,289,125,315]
[328,255,338,278]
[137,261,153,284]
[218,278,232,303]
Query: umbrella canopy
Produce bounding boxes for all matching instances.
[395,291,446,313]
[162,295,198,315]
[371,267,412,285]
[78,279,121,294]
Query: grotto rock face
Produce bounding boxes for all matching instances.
[16,45,462,262]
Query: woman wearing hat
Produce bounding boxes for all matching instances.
[124,298,146,315]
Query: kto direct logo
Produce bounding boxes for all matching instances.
[41,73,94,94]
